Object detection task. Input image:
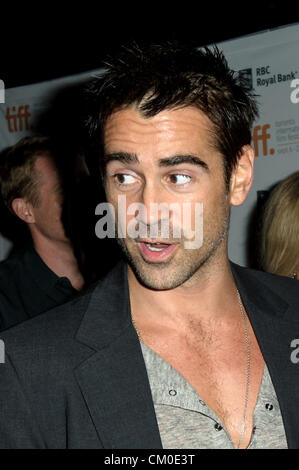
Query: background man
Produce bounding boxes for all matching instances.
[0,136,85,330]
[0,43,299,449]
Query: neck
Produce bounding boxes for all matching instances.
[128,251,239,333]
[32,235,85,291]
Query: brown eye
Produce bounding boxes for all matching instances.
[169,174,192,185]
[114,174,136,185]
[116,174,125,184]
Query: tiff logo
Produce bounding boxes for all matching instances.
[5,105,31,132]
[0,80,4,103]
[251,124,275,157]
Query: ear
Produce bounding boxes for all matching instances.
[11,198,36,224]
[229,145,255,206]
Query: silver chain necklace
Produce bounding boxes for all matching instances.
[131,287,250,450]
[236,288,251,449]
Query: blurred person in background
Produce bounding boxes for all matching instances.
[0,136,85,330]
[260,171,299,280]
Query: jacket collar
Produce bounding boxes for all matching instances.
[74,260,162,449]
[230,262,289,320]
[231,262,299,449]
[75,260,131,351]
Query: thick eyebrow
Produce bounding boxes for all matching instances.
[103,152,139,165]
[158,155,209,170]
[104,152,209,170]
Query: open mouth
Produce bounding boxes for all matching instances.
[138,240,178,262]
[144,242,171,252]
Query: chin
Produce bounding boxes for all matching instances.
[133,268,185,291]
[127,255,201,291]
[119,236,221,290]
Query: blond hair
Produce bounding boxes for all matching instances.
[260,171,299,277]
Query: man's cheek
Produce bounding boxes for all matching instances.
[181,202,204,250]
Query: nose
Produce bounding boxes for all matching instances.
[134,181,170,234]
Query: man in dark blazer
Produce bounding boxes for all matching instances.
[1,42,299,449]
[0,260,299,448]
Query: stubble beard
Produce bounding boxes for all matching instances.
[116,209,231,291]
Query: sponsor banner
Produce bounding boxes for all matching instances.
[217,23,299,266]
[0,71,99,145]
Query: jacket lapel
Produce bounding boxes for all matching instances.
[231,263,299,448]
[74,261,162,449]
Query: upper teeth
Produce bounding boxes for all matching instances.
[146,243,165,252]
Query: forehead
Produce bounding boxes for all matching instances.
[34,155,60,185]
[34,155,57,173]
[104,106,216,156]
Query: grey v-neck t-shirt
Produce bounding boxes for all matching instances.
[140,342,288,449]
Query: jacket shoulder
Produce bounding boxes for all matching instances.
[0,281,98,358]
[231,262,299,304]
[0,254,21,279]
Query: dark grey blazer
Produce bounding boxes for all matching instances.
[0,260,299,449]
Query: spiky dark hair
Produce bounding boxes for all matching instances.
[85,41,259,185]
